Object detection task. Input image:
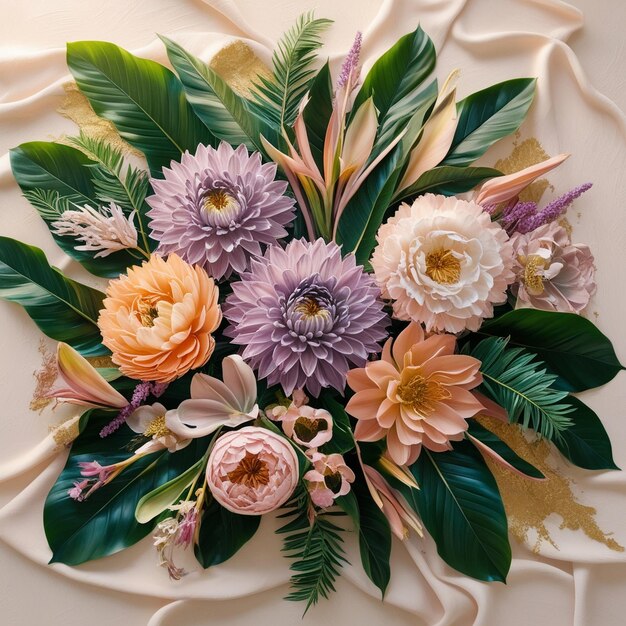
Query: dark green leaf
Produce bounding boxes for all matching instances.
[352,26,436,155]
[302,61,333,171]
[194,497,261,567]
[67,41,210,175]
[443,78,536,166]
[319,395,356,455]
[467,420,544,478]
[0,237,107,356]
[10,141,140,277]
[44,412,209,565]
[553,396,619,470]
[160,35,280,154]
[410,442,511,582]
[478,309,624,392]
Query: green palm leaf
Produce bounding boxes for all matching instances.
[469,337,574,441]
[278,488,347,614]
[0,237,107,356]
[249,13,332,130]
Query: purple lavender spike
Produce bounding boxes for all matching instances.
[337,31,362,89]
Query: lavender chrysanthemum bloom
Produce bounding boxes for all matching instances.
[146,143,295,280]
[224,238,389,397]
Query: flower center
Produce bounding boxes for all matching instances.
[397,374,451,417]
[523,256,546,295]
[323,470,343,494]
[203,189,237,213]
[143,415,170,439]
[226,452,270,489]
[294,297,329,320]
[293,416,328,443]
[137,299,160,327]
[425,248,461,284]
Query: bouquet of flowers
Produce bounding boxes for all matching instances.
[1,13,622,612]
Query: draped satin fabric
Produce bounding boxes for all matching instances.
[0,1,625,624]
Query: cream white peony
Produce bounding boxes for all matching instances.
[371,194,514,333]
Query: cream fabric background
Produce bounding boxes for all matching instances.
[0,1,625,624]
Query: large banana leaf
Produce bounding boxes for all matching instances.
[0,237,107,356]
[477,309,624,392]
[44,411,210,565]
[352,26,436,155]
[443,78,536,166]
[67,41,211,176]
[160,36,280,154]
[302,61,333,171]
[10,141,140,278]
[410,441,511,582]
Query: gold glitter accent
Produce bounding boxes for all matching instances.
[397,373,451,417]
[495,133,554,203]
[30,340,57,413]
[57,82,142,158]
[51,418,80,449]
[477,415,624,554]
[558,216,573,237]
[143,415,170,439]
[209,40,272,98]
[225,452,270,489]
[86,355,116,369]
[425,248,461,284]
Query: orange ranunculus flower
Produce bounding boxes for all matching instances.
[98,253,221,383]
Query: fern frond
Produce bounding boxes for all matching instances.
[470,337,574,441]
[249,13,332,129]
[22,189,74,220]
[278,488,347,614]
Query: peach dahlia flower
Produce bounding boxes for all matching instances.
[371,194,514,333]
[346,322,485,465]
[98,254,221,383]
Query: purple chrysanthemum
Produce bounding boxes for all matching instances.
[223,238,389,397]
[146,143,295,280]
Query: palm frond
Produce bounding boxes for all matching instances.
[249,13,332,130]
[469,337,574,441]
[22,189,74,221]
[277,487,347,614]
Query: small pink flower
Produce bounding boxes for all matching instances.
[206,427,299,515]
[126,402,190,454]
[304,451,355,509]
[276,404,334,449]
[510,221,596,313]
[67,479,90,501]
[78,460,113,481]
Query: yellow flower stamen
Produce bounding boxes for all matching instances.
[425,248,461,284]
[397,374,451,417]
[523,256,546,295]
[137,299,160,327]
[203,190,236,213]
[294,297,329,319]
[143,415,170,439]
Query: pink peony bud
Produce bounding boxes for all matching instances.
[206,427,299,515]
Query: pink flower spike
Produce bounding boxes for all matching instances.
[68,479,89,501]
[78,460,113,482]
[475,153,570,207]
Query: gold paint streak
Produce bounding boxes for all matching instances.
[50,418,80,449]
[477,415,623,554]
[209,40,271,98]
[30,340,57,413]
[86,355,116,369]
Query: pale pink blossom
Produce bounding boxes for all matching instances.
[275,404,334,449]
[346,322,485,465]
[206,427,299,515]
[51,202,139,258]
[371,194,514,333]
[166,355,259,439]
[304,451,355,508]
[126,402,190,454]
[510,221,596,313]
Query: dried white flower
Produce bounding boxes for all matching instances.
[51,202,138,258]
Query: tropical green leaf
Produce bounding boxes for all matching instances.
[410,442,511,582]
[160,35,280,153]
[478,309,624,392]
[552,396,619,470]
[0,237,107,356]
[44,412,210,565]
[395,165,502,202]
[10,141,139,277]
[67,41,210,175]
[194,497,261,568]
[352,26,436,155]
[319,395,356,455]
[249,12,332,130]
[302,61,333,171]
[443,78,536,166]
[466,420,545,479]
[135,459,203,524]
[469,337,574,441]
